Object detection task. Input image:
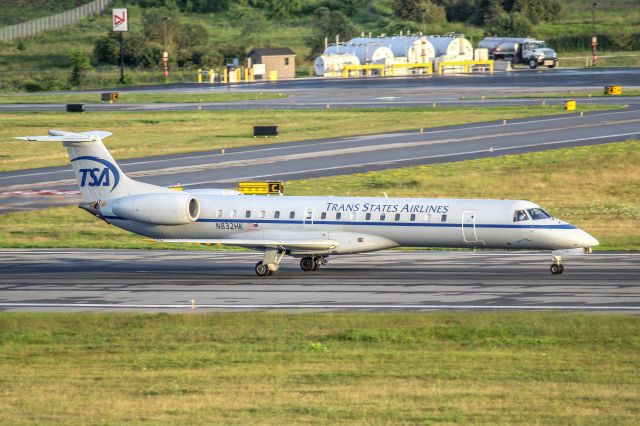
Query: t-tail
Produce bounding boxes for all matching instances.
[15,129,170,206]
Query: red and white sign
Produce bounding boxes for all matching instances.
[112,8,128,32]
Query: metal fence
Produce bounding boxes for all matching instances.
[0,0,112,42]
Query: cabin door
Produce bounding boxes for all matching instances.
[303,207,314,226]
[461,210,478,243]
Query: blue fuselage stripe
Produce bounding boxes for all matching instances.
[104,216,577,230]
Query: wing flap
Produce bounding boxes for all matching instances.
[159,238,338,251]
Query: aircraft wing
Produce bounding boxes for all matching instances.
[158,238,338,251]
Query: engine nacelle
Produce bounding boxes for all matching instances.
[111,193,200,225]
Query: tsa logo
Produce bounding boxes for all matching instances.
[71,156,120,192]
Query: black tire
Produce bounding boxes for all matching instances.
[255,261,270,277]
[550,264,561,275]
[558,264,564,274]
[529,57,538,69]
[547,64,555,68]
[300,257,316,272]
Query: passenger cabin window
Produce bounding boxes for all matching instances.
[365,213,371,220]
[216,210,222,218]
[380,213,386,221]
[410,214,416,221]
[245,210,251,218]
[527,208,551,220]
[395,213,401,221]
[336,212,342,220]
[349,212,356,220]
[321,212,327,220]
[441,214,447,222]
[289,211,295,219]
[274,211,280,219]
[424,214,431,222]
[513,210,529,222]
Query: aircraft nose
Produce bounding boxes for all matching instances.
[577,229,599,248]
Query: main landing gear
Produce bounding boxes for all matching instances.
[254,251,328,276]
[300,256,327,272]
[550,255,565,275]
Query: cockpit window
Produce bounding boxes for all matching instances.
[513,210,529,222]
[527,208,551,220]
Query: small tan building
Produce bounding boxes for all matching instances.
[248,47,296,79]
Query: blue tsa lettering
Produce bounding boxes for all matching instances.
[71,156,120,192]
[79,168,110,187]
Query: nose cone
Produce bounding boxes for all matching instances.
[577,229,599,248]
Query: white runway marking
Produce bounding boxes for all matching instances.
[1,303,638,311]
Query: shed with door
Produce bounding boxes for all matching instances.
[248,47,296,79]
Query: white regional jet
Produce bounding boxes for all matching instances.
[17,130,599,276]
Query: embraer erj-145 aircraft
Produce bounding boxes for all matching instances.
[17,130,599,276]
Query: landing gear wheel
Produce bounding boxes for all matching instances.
[550,264,564,275]
[529,57,538,69]
[255,261,270,277]
[300,257,316,272]
[312,256,322,271]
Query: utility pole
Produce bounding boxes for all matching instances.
[591,2,598,66]
[119,31,125,83]
[162,17,170,78]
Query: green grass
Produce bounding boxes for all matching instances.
[488,89,640,99]
[0,311,638,424]
[0,104,619,172]
[1,141,637,251]
[0,91,286,104]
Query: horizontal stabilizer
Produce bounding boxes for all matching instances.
[15,130,112,142]
[159,238,339,251]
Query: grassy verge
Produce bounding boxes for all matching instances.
[0,91,286,104]
[1,141,638,250]
[0,312,638,424]
[489,90,640,99]
[0,104,620,172]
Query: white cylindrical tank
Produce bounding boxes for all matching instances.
[325,44,394,65]
[347,36,435,63]
[386,36,436,63]
[314,54,360,76]
[426,36,473,60]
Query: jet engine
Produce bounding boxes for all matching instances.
[110,193,200,225]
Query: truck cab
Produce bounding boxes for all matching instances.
[520,40,558,69]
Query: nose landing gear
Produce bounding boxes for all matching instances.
[255,249,285,276]
[550,255,564,275]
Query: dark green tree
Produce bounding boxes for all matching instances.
[305,7,359,58]
[68,51,91,87]
[394,0,447,25]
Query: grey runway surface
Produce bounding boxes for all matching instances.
[0,250,638,312]
[2,107,639,213]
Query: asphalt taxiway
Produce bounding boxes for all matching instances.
[1,250,638,312]
[2,107,639,213]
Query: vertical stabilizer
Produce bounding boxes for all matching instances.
[15,130,165,203]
